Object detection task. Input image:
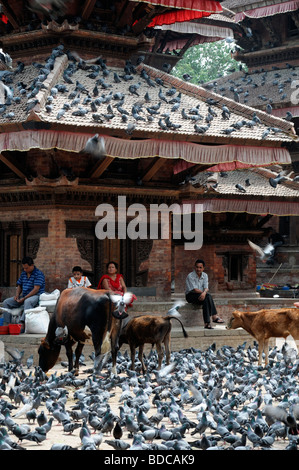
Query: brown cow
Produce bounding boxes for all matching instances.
[118,314,188,374]
[38,288,131,375]
[226,307,299,366]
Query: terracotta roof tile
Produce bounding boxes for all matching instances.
[0,52,297,145]
[193,167,299,197]
[204,63,299,114]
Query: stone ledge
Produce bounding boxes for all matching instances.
[0,326,261,367]
[171,326,250,337]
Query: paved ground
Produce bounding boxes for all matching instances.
[1,334,299,452]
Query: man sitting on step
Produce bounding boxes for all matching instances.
[1,256,45,333]
[185,258,224,329]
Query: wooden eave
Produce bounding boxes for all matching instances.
[81,0,98,20]
[1,27,149,49]
[0,117,291,149]
[0,0,20,30]
[90,156,115,179]
[0,152,27,179]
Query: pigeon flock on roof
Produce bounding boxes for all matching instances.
[192,167,299,195]
[0,45,295,144]
[1,337,299,450]
[203,63,299,118]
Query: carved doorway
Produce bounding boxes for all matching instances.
[98,237,153,287]
[66,220,153,288]
[8,234,22,286]
[0,220,49,287]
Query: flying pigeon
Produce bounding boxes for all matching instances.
[166,300,186,317]
[83,134,106,159]
[247,239,274,261]
[269,172,286,188]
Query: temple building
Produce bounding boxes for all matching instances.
[0,0,298,300]
[201,0,299,289]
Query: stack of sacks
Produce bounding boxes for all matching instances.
[39,289,60,312]
[24,290,61,334]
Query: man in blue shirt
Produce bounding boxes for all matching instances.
[1,256,45,332]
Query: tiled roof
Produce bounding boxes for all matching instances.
[0,50,296,145]
[203,63,299,115]
[192,166,299,197]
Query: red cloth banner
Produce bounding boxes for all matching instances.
[148,9,214,27]
[0,14,8,24]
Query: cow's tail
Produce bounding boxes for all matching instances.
[166,316,188,338]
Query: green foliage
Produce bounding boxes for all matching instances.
[171,40,247,84]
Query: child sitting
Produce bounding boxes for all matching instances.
[68,266,91,289]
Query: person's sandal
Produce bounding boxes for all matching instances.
[213,318,224,324]
[204,324,214,329]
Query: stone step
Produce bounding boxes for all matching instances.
[130,296,298,327]
[171,291,260,300]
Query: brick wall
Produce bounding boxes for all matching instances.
[36,208,95,291]
[147,238,172,299]
[0,207,95,293]
[0,206,173,298]
[174,243,257,294]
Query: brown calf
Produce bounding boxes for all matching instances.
[226,307,299,366]
[118,314,188,374]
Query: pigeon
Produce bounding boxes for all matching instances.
[83,134,106,159]
[5,346,24,364]
[166,300,186,317]
[194,124,210,134]
[183,73,192,81]
[125,122,136,135]
[26,99,39,113]
[284,111,293,121]
[158,88,168,103]
[269,172,287,188]
[235,184,246,193]
[14,398,34,419]
[247,240,274,261]
[162,63,171,74]
[113,421,123,440]
[54,326,68,344]
[105,438,130,450]
[0,49,13,69]
[37,410,47,427]
[26,409,37,423]
[128,83,141,96]
[26,354,34,369]
[11,423,31,442]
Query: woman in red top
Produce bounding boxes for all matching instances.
[97,261,127,294]
[97,261,136,308]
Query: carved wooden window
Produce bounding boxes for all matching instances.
[287,15,299,37]
[228,253,243,282]
[9,234,22,286]
[0,220,48,286]
[221,251,249,285]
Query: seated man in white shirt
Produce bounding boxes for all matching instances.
[185,259,224,329]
